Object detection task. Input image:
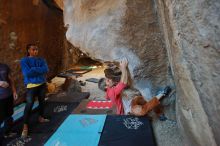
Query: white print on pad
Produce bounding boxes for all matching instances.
[53,105,68,113]
[80,118,98,127]
[123,117,143,130]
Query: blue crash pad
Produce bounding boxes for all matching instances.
[45,114,107,146]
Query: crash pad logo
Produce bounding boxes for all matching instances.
[6,137,32,146]
[123,117,143,130]
[80,118,98,127]
[49,139,68,146]
[53,105,68,113]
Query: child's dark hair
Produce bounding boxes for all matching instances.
[26,43,36,56]
[104,68,121,83]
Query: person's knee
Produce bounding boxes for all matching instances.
[26,90,35,104]
[25,97,34,109]
[131,96,146,106]
[131,105,145,116]
[26,98,34,105]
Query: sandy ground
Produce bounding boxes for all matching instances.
[50,67,183,146]
[78,67,106,100]
[50,66,106,100]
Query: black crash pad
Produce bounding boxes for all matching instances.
[99,115,156,146]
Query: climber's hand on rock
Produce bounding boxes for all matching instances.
[120,57,128,70]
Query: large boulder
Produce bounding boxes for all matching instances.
[64,0,169,99]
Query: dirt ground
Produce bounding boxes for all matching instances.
[50,67,183,146]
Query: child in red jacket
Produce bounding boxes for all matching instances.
[103,58,171,116]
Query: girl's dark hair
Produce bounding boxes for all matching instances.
[26,43,36,56]
[104,68,121,83]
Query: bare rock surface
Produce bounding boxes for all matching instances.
[157,0,220,145]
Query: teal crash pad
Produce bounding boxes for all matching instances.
[45,114,107,146]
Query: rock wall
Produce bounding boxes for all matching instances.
[64,0,220,145]
[0,0,66,96]
[62,38,82,70]
[64,0,169,99]
[156,0,220,145]
[54,0,64,10]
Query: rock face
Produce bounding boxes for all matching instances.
[64,0,220,145]
[156,0,220,145]
[54,0,64,10]
[64,0,169,99]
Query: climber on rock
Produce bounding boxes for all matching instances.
[99,58,171,116]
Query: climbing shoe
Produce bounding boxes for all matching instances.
[163,86,171,97]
